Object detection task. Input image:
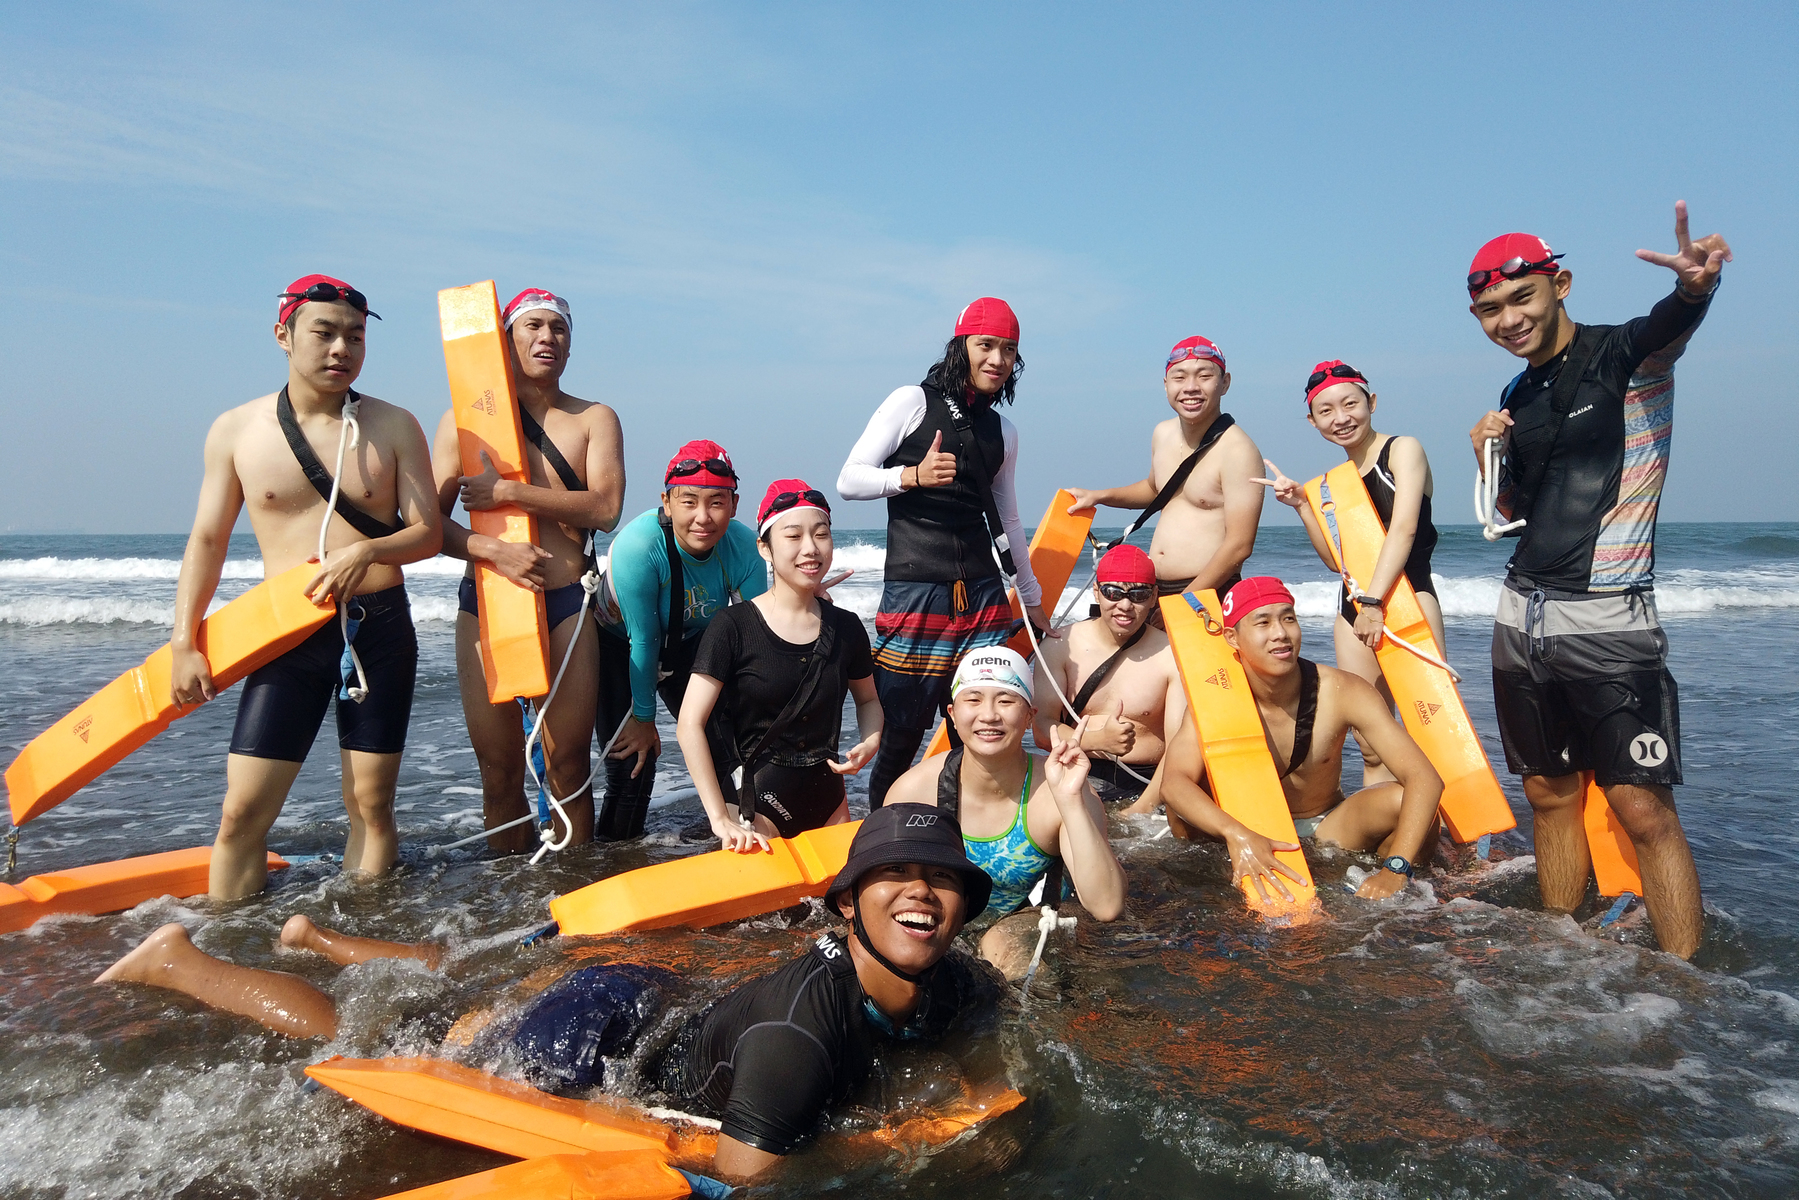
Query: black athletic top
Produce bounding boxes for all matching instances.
[691,600,873,768]
[657,932,998,1155]
[1341,437,1437,622]
[882,383,1008,584]
[1497,288,1710,593]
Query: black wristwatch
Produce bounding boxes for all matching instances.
[1355,594,1384,609]
[1380,855,1414,879]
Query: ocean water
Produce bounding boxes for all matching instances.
[3,522,1799,1198]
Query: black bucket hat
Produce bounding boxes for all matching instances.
[824,803,992,923]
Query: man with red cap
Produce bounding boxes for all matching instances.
[838,298,1053,807]
[1032,544,1185,807]
[589,439,767,839]
[1066,334,1266,602]
[429,288,626,853]
[1466,202,1732,958]
[1160,578,1444,904]
[169,275,443,898]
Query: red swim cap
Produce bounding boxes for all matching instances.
[954,297,1020,342]
[664,439,738,492]
[1305,359,1371,406]
[278,274,376,325]
[502,288,572,330]
[1467,233,1563,297]
[1166,335,1226,375]
[756,478,830,534]
[1221,576,1295,628]
[1096,544,1155,586]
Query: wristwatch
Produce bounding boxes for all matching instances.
[1380,855,1414,879]
[1354,594,1383,609]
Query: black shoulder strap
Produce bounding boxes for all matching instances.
[1505,327,1602,527]
[937,746,964,820]
[1109,414,1236,548]
[936,386,1019,577]
[277,386,404,540]
[735,601,842,781]
[1062,622,1148,725]
[813,931,857,979]
[1280,658,1320,778]
[658,513,685,674]
[518,406,584,496]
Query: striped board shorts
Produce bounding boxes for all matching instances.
[872,576,1014,728]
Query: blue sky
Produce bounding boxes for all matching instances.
[2,2,1793,533]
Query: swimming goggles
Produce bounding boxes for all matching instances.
[1097,582,1154,603]
[665,457,738,484]
[764,489,830,518]
[1305,363,1368,394]
[277,282,381,319]
[1466,253,1564,295]
[1166,344,1224,369]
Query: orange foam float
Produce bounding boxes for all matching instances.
[1582,773,1644,898]
[0,846,290,935]
[377,1152,689,1200]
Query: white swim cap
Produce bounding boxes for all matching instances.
[950,647,1033,703]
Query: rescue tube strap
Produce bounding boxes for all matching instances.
[1110,414,1236,548]
[731,600,842,824]
[1061,623,1149,725]
[518,407,585,499]
[1279,659,1320,779]
[277,387,404,541]
[1503,325,1604,536]
[941,388,1018,578]
[657,513,685,678]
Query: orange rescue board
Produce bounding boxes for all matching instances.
[550,820,861,937]
[4,562,333,825]
[376,1152,690,1200]
[440,281,550,703]
[0,847,289,935]
[1161,590,1320,925]
[1304,463,1516,842]
[924,490,1096,757]
[1582,773,1644,897]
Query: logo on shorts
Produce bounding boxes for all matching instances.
[1204,669,1230,689]
[1629,733,1670,767]
[1413,700,1442,726]
[904,813,939,828]
[73,716,92,743]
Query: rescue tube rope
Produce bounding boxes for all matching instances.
[1317,479,1462,684]
[320,396,371,702]
[519,537,605,863]
[1475,436,1527,542]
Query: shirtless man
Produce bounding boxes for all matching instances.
[1161,577,1443,902]
[1067,335,1265,598]
[1032,544,1184,808]
[431,289,625,853]
[171,275,442,900]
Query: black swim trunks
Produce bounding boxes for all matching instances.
[1084,755,1151,804]
[457,575,589,629]
[230,584,417,761]
[740,761,848,838]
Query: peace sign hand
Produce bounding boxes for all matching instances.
[1635,200,1732,298]
[1249,459,1308,510]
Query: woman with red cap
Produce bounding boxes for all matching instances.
[678,480,881,851]
[837,298,1051,808]
[590,440,767,840]
[1255,361,1443,785]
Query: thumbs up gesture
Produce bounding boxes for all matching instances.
[1086,699,1137,757]
[458,450,509,511]
[911,430,958,488]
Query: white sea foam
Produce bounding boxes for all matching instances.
[0,555,471,583]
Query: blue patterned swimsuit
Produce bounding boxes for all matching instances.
[937,747,1057,915]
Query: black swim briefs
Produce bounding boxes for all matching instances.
[230,584,417,761]
[742,760,848,838]
[457,575,589,629]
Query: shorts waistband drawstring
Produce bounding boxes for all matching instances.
[1525,588,1552,662]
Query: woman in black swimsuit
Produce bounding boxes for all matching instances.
[678,479,882,851]
[1260,361,1443,784]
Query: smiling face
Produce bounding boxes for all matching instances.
[274,300,366,393]
[1164,358,1229,423]
[1096,582,1154,638]
[1470,270,1574,365]
[949,684,1034,758]
[509,310,571,385]
[835,862,968,974]
[759,509,833,590]
[1306,383,1377,450]
[1222,602,1302,678]
[966,335,1018,395]
[662,486,739,554]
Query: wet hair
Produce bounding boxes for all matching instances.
[923,335,1024,407]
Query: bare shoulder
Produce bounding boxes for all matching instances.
[1387,434,1430,470]
[353,395,426,439]
[1135,623,1172,659]
[1316,661,1383,719]
[1150,416,1184,449]
[569,396,622,435]
[214,391,275,438]
[889,754,948,806]
[1217,421,1263,459]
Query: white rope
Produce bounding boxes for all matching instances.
[1317,482,1462,684]
[523,540,605,863]
[320,396,370,702]
[1475,436,1527,542]
[439,710,631,854]
[1019,899,1076,999]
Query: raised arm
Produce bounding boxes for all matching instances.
[837,386,926,501]
[1064,475,1158,515]
[1190,432,1266,592]
[1335,671,1443,899]
[1040,724,1126,921]
[170,409,251,705]
[1252,457,1338,571]
[429,409,551,591]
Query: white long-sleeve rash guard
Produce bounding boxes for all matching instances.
[836,385,1043,607]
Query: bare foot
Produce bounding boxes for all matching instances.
[277,913,443,971]
[96,922,192,986]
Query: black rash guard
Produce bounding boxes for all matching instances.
[657,931,998,1155]
[1496,287,1710,593]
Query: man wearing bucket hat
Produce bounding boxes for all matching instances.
[97,804,1001,1184]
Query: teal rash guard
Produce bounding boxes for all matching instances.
[603,508,767,721]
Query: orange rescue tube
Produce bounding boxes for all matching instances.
[440,281,550,704]
[550,821,860,937]
[1160,590,1320,925]
[375,1152,691,1200]
[4,562,333,825]
[1303,463,1517,842]
[923,490,1096,757]
[1582,773,1644,897]
[0,846,290,935]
